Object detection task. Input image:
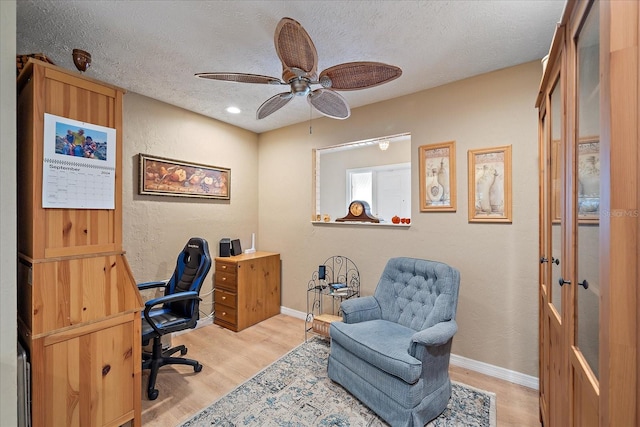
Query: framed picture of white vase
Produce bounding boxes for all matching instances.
[419,141,456,212]
[576,137,599,223]
[468,145,512,223]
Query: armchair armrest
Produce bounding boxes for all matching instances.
[137,280,168,291]
[143,291,201,335]
[341,296,381,324]
[408,319,458,356]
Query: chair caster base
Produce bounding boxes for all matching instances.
[194,363,203,372]
[148,388,159,400]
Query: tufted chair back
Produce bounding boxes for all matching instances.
[374,257,460,331]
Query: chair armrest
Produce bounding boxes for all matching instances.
[408,320,458,356]
[137,280,168,291]
[341,296,381,324]
[143,291,201,335]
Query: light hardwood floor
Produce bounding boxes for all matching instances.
[141,314,539,426]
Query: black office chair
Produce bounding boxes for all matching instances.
[137,237,212,400]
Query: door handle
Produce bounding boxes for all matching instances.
[540,257,560,265]
[558,277,571,286]
[578,279,589,289]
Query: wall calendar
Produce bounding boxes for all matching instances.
[42,113,116,209]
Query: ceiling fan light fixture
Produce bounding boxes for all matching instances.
[196,17,401,120]
[319,75,332,88]
[290,78,311,96]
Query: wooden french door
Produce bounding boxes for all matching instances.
[566,2,600,425]
[539,42,569,426]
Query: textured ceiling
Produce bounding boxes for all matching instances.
[16,0,566,134]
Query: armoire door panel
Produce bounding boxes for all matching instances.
[548,308,566,427]
[570,350,599,427]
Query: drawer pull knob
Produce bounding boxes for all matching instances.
[222,296,226,300]
[222,277,226,281]
[222,312,227,316]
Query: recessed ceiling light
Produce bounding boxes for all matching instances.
[226,106,241,114]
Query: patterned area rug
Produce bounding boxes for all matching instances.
[179,338,496,426]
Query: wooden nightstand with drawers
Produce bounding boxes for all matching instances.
[214,251,281,332]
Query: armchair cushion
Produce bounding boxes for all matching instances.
[331,319,421,383]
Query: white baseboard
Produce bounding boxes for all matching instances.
[280,306,307,320]
[279,306,539,391]
[449,353,539,390]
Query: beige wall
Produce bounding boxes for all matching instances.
[122,93,259,311]
[1,1,18,424]
[258,61,541,376]
[97,62,540,378]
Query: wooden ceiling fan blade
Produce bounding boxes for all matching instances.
[257,92,294,119]
[319,62,402,91]
[274,17,318,79]
[307,88,350,119]
[195,72,284,85]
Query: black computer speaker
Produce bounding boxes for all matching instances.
[219,238,231,257]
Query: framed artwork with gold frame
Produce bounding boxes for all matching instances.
[139,153,230,200]
[419,141,456,212]
[468,145,512,223]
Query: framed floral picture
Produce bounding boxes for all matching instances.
[139,153,230,200]
[468,145,512,223]
[419,141,456,212]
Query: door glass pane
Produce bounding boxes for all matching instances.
[549,76,562,316]
[541,112,549,288]
[576,2,600,379]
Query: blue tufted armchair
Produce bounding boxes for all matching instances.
[328,257,460,427]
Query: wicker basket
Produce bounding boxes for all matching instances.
[16,53,55,76]
[312,314,342,337]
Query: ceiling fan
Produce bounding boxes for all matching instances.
[195,17,402,120]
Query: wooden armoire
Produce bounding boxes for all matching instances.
[536,1,638,426]
[16,59,143,427]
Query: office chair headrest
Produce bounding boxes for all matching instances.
[182,238,207,265]
[185,237,208,253]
